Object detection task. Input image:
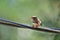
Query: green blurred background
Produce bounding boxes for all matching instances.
[0,0,60,40]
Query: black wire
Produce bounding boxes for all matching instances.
[0,18,60,34]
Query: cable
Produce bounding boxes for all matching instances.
[0,18,60,33]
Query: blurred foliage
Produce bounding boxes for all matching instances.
[0,24,17,40]
[0,0,60,40]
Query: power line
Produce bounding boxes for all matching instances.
[0,18,60,33]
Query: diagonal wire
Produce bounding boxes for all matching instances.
[0,18,60,34]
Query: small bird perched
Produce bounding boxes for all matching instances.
[31,16,42,28]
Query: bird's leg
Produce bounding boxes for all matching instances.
[32,23,39,28]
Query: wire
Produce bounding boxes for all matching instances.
[0,18,60,33]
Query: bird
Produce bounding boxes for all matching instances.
[31,16,42,28]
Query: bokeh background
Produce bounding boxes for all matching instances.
[0,0,60,40]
